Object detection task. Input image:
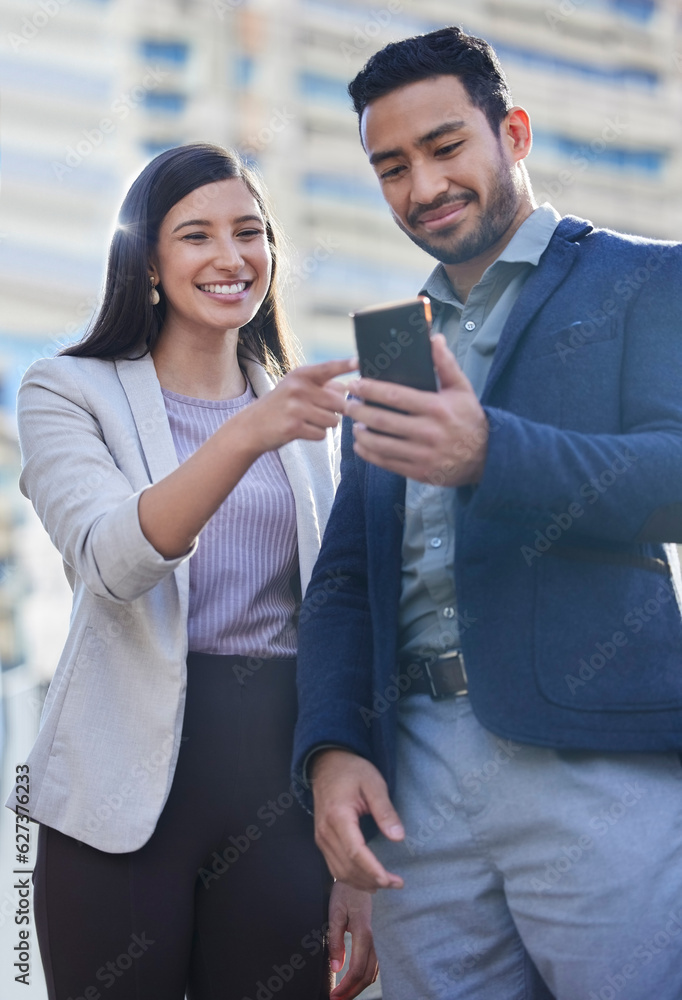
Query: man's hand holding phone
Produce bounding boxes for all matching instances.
[345,333,490,487]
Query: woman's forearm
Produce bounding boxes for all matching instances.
[138,358,352,559]
[138,408,260,559]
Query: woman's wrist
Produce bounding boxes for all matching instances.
[217,403,270,464]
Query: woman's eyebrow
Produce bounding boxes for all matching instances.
[171,214,264,234]
[171,218,211,234]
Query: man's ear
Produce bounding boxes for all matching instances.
[501,106,532,163]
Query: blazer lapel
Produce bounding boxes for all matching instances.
[115,355,179,484]
[481,219,589,404]
[115,355,188,618]
[278,437,333,593]
[238,347,274,400]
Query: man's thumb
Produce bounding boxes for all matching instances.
[370,788,405,841]
[431,333,468,391]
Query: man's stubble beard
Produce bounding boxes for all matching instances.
[394,155,521,266]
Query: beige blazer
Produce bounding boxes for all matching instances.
[5,349,339,852]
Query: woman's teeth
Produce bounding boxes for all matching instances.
[199,282,247,294]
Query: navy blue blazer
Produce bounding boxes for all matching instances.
[293,216,682,804]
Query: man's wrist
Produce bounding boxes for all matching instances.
[303,743,348,785]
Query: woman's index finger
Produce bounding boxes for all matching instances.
[303,357,359,384]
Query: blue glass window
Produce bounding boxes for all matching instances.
[234,55,254,88]
[533,130,665,175]
[140,139,184,157]
[140,40,189,65]
[491,41,658,89]
[303,173,384,207]
[142,92,186,114]
[609,0,656,21]
[299,71,349,106]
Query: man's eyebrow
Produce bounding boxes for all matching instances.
[369,147,403,167]
[368,119,468,167]
[416,119,468,147]
[171,214,263,234]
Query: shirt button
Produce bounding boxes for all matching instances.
[443,607,456,618]
[430,537,442,549]
[464,320,476,331]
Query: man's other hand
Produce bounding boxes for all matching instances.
[311,749,405,892]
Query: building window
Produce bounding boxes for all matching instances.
[234,55,254,88]
[303,173,384,207]
[142,92,187,114]
[299,71,349,106]
[491,41,659,89]
[141,139,184,157]
[533,130,665,175]
[140,40,190,65]
[608,0,656,21]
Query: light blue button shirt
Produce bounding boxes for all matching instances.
[399,204,562,660]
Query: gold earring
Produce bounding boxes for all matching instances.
[150,276,160,306]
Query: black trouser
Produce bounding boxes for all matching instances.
[34,653,333,1000]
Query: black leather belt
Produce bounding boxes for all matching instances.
[398,650,468,700]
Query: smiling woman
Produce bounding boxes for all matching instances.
[7,143,376,1000]
[62,143,294,374]
[150,184,273,352]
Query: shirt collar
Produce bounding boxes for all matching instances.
[420,202,561,306]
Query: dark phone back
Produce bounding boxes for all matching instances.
[352,297,438,392]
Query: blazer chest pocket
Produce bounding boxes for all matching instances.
[526,319,618,361]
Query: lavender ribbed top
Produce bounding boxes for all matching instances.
[161,382,299,657]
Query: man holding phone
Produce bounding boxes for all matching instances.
[293,25,682,1000]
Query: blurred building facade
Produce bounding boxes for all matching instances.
[0,0,681,674]
[0,0,679,675]
[227,0,682,359]
[1,0,681,374]
[0,4,680,995]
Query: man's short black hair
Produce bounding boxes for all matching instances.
[348,25,514,135]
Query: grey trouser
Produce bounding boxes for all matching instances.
[371,694,682,1000]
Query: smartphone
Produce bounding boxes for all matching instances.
[351,297,438,407]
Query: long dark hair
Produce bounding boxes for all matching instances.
[61,142,298,375]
